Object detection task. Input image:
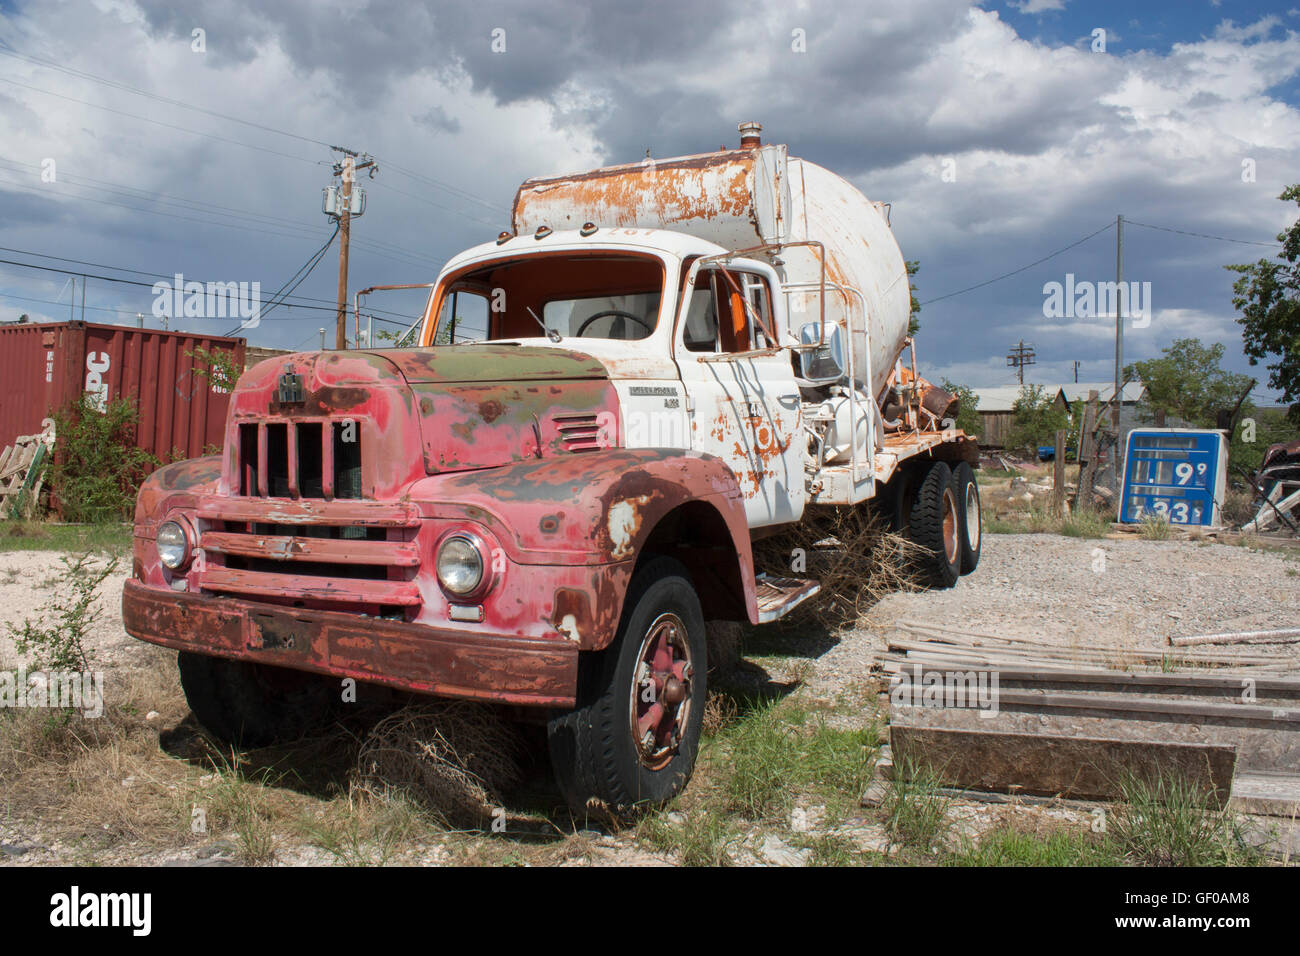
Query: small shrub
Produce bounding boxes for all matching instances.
[8,552,116,672]
[1221,487,1257,527]
[1062,508,1111,539]
[639,808,740,866]
[1138,513,1172,540]
[1110,772,1260,866]
[51,395,158,523]
[186,345,242,393]
[947,828,1119,867]
[880,757,951,849]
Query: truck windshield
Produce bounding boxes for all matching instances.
[430,253,663,344]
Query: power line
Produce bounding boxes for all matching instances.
[0,45,509,223]
[0,45,333,149]
[0,75,323,166]
[919,221,1115,306]
[368,179,502,229]
[1123,219,1279,248]
[376,158,508,216]
[0,244,366,324]
[0,172,437,270]
[0,291,138,318]
[224,226,339,336]
[0,243,418,322]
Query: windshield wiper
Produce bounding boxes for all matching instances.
[527,306,562,343]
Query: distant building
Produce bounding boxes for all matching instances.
[970,381,1146,449]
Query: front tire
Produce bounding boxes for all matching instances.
[178,652,343,748]
[547,557,707,812]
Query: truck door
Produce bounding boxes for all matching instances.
[674,260,805,528]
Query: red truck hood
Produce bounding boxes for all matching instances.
[230,345,619,487]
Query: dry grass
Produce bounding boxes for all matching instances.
[353,701,524,828]
[752,506,922,630]
[701,690,740,737]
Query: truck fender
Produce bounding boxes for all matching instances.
[412,448,759,647]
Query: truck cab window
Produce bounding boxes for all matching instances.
[434,289,489,343]
[430,253,664,344]
[686,268,775,354]
[683,273,720,352]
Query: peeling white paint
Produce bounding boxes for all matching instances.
[557,613,581,643]
[607,494,652,559]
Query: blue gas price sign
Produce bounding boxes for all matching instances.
[1119,429,1227,527]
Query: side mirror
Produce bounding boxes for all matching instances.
[798,322,845,383]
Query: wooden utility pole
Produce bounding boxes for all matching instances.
[1113,214,1123,428]
[1006,339,1036,385]
[333,152,375,350]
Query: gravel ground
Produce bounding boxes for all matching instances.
[2,533,1297,866]
[0,553,137,670]
[803,533,1300,703]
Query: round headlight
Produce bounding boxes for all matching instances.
[436,535,484,597]
[156,520,191,571]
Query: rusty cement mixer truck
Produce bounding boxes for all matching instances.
[123,122,980,811]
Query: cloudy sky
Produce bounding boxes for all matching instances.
[1,0,1297,398]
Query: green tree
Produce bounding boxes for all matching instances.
[941,378,981,438]
[907,260,921,337]
[1227,184,1300,423]
[1005,384,1070,453]
[1123,338,1254,428]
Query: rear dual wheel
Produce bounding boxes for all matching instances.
[909,461,962,588]
[907,459,981,586]
[954,461,982,575]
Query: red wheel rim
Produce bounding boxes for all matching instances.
[942,487,959,565]
[628,612,694,771]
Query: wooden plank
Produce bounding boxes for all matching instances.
[1171,628,1300,648]
[889,724,1236,806]
[1074,391,1100,508]
[987,689,1300,726]
[889,625,1300,665]
[1052,428,1066,515]
[885,636,1295,669]
[888,662,1300,696]
[1230,771,1300,817]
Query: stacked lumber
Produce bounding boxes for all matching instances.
[876,621,1300,814]
[879,620,1300,675]
[0,427,54,519]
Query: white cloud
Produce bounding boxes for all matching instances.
[1008,0,1067,14]
[0,0,1294,397]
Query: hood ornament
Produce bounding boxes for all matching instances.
[277,365,305,406]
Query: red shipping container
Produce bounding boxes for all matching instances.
[0,320,246,463]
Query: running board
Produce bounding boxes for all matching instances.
[755,574,821,624]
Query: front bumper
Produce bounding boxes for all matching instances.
[122,579,579,707]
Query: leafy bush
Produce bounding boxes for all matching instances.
[51,395,158,523]
[941,379,982,439]
[185,345,242,393]
[9,552,117,672]
[1005,385,1071,455]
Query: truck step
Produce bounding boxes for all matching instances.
[754,574,821,624]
